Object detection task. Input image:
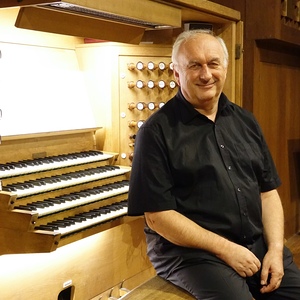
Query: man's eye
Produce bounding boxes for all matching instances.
[188,64,200,70]
[209,62,220,68]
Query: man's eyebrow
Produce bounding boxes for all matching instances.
[209,57,221,62]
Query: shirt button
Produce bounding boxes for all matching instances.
[237,188,241,192]
[243,235,247,239]
[220,144,225,149]
[228,166,232,170]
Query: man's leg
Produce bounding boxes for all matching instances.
[165,258,253,300]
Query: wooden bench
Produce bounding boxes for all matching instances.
[120,275,195,299]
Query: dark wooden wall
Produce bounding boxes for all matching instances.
[210,0,300,238]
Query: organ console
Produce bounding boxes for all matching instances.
[0,130,132,255]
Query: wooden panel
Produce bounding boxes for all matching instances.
[245,0,300,46]
[253,48,300,238]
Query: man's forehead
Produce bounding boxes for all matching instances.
[180,47,223,62]
[179,37,224,58]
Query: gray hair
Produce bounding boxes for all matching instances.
[171,29,229,68]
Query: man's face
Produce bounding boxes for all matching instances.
[173,34,228,110]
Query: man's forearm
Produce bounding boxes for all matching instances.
[145,209,230,253]
[261,189,285,251]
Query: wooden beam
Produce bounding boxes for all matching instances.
[15,7,146,44]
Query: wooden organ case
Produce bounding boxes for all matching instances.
[0,2,242,300]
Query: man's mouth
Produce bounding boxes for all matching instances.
[197,82,215,88]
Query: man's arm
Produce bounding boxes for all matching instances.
[145,210,261,277]
[260,189,285,293]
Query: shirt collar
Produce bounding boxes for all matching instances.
[175,89,235,123]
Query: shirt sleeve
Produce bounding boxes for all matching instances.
[253,115,282,192]
[127,124,177,216]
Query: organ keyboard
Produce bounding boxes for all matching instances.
[0,134,132,254]
[3,165,129,198]
[0,150,113,178]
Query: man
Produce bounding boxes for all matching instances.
[127,30,300,300]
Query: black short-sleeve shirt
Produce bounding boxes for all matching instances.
[128,90,281,246]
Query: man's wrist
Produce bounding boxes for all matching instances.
[267,242,284,253]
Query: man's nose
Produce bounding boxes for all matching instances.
[199,65,212,81]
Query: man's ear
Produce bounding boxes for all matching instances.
[173,67,180,86]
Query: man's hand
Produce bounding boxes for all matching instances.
[217,242,261,278]
[260,249,284,293]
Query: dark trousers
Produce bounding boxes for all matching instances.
[147,236,300,300]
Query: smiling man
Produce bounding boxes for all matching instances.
[128,30,300,300]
